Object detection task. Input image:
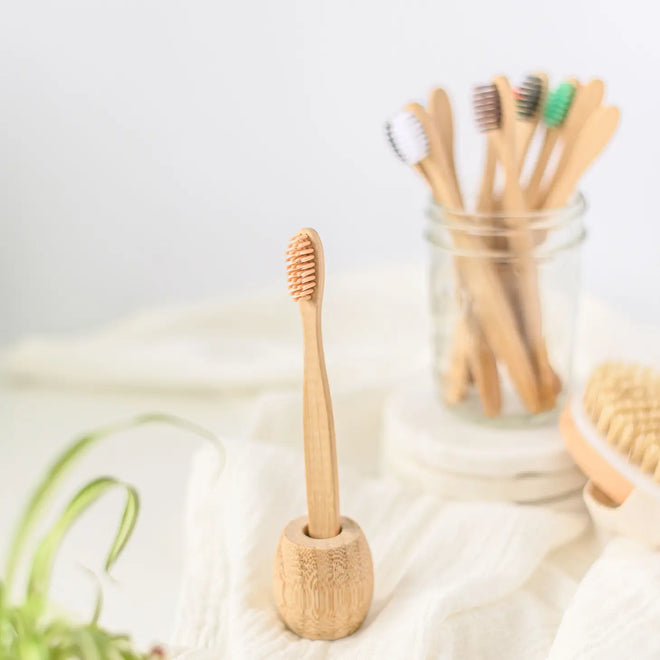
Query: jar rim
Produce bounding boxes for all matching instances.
[425,192,587,258]
[427,192,586,229]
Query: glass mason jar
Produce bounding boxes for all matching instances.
[426,194,586,426]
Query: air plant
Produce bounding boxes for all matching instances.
[0,413,220,660]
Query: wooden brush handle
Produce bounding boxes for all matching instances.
[515,72,547,174]
[540,80,605,206]
[543,106,620,210]
[514,120,538,173]
[490,130,557,409]
[490,77,557,409]
[411,156,541,412]
[526,129,559,208]
[408,101,540,412]
[477,144,497,212]
[465,309,502,417]
[428,90,501,413]
[297,232,340,540]
[468,142,502,416]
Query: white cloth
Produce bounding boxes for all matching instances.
[5,267,657,394]
[2,269,428,394]
[172,440,587,659]
[3,266,660,658]
[583,481,660,548]
[548,537,660,659]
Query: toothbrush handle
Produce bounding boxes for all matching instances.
[526,129,559,208]
[300,302,341,539]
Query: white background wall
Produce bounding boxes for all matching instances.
[1,0,658,342]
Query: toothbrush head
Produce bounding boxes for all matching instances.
[544,81,577,128]
[286,230,317,302]
[473,83,501,132]
[515,74,544,120]
[385,111,429,165]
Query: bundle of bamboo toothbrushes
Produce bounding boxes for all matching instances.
[386,73,619,417]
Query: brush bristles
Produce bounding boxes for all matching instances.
[473,84,501,133]
[286,232,317,302]
[384,111,428,166]
[584,363,660,479]
[544,81,576,128]
[515,75,543,120]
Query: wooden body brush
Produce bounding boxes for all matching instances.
[561,363,660,505]
[273,228,373,640]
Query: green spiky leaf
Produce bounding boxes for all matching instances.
[27,477,139,608]
[5,413,221,594]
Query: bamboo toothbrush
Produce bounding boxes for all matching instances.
[473,76,558,410]
[285,228,340,539]
[386,105,541,412]
[274,228,373,640]
[428,87,462,199]
[526,79,578,206]
[428,88,502,415]
[427,88,472,405]
[539,78,606,207]
[514,73,547,172]
[561,363,660,505]
[542,104,620,209]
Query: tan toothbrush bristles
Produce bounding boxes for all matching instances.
[286,229,340,539]
[542,105,619,209]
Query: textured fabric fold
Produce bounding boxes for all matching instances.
[172,441,587,659]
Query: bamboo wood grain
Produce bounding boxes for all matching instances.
[428,88,472,402]
[296,229,341,539]
[514,72,547,173]
[406,102,541,412]
[429,88,462,198]
[560,406,632,504]
[542,105,620,210]
[489,76,557,410]
[465,309,502,417]
[526,78,580,208]
[276,230,373,640]
[536,79,605,208]
[477,145,497,212]
[274,516,374,640]
[429,88,501,413]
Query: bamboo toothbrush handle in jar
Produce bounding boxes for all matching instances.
[426,94,502,416]
[490,76,557,408]
[514,72,547,173]
[539,79,606,207]
[408,104,541,412]
[543,105,620,210]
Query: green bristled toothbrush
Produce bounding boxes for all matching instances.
[526,80,577,207]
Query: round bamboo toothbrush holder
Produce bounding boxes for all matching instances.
[273,515,374,640]
[426,193,587,425]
